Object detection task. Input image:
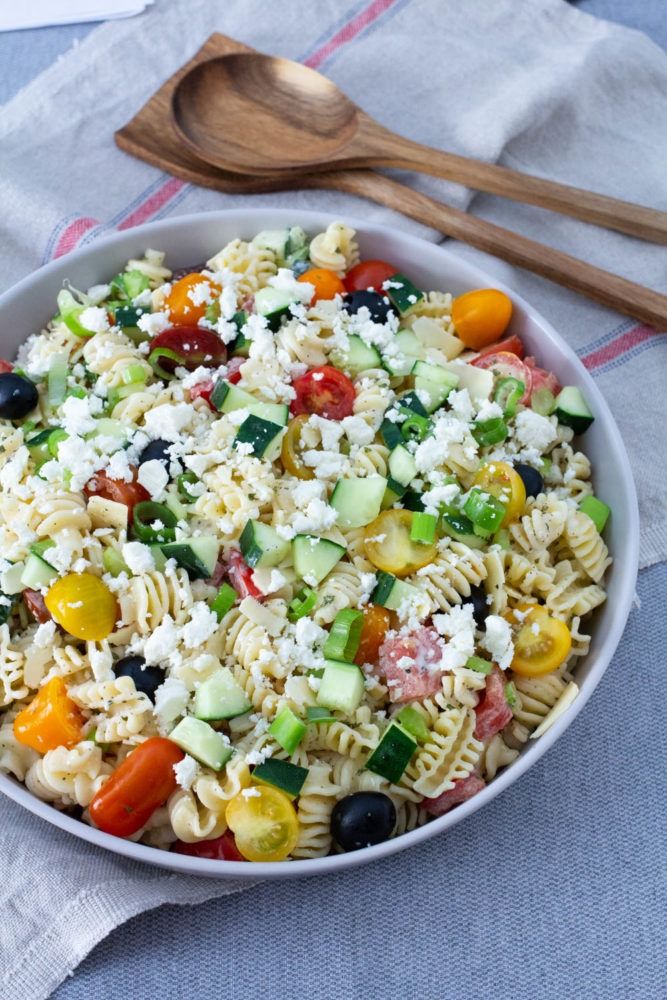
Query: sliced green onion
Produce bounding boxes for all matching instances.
[177,471,200,503]
[472,416,508,447]
[531,388,555,416]
[122,363,148,385]
[396,705,430,744]
[107,382,145,411]
[102,547,129,577]
[305,706,336,724]
[466,655,493,675]
[492,527,510,550]
[505,681,517,707]
[323,608,364,663]
[47,428,68,458]
[494,377,524,418]
[47,353,69,407]
[287,586,317,622]
[410,511,437,544]
[578,495,611,533]
[211,582,237,621]
[123,269,151,300]
[132,501,178,543]
[56,289,92,338]
[204,300,221,324]
[400,413,431,442]
[148,348,182,380]
[268,706,307,755]
[65,386,86,400]
[463,488,506,536]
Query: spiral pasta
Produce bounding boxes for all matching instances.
[206,239,277,298]
[292,763,341,859]
[25,742,110,808]
[308,222,359,275]
[563,510,611,583]
[406,707,483,799]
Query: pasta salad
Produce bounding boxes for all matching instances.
[0,222,612,862]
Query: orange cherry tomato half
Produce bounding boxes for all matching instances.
[280,414,315,481]
[89,736,184,838]
[344,260,397,294]
[297,268,346,303]
[355,605,393,667]
[13,677,85,753]
[45,573,117,641]
[83,467,149,519]
[164,272,221,326]
[452,288,513,351]
[291,365,355,420]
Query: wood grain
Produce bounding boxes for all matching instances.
[168,50,667,245]
[115,33,667,330]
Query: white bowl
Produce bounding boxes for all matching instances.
[0,208,639,879]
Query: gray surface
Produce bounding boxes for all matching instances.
[0,2,664,998]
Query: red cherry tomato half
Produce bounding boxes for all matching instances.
[344,260,397,294]
[188,378,215,409]
[226,549,263,601]
[89,736,184,838]
[83,468,150,519]
[150,327,227,375]
[0,360,13,374]
[475,334,525,360]
[471,351,532,404]
[524,357,561,400]
[291,365,355,420]
[23,589,52,624]
[226,356,245,385]
[173,830,245,861]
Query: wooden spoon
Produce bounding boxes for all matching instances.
[114,151,667,331]
[171,53,667,245]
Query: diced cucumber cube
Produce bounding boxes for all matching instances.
[268,706,307,754]
[317,660,365,715]
[239,520,290,568]
[168,716,233,771]
[329,475,387,529]
[193,668,251,721]
[292,535,345,585]
[252,758,309,799]
[366,724,417,783]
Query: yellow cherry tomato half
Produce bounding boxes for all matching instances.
[363,509,438,578]
[297,268,346,304]
[280,414,315,480]
[164,272,221,326]
[452,288,513,350]
[45,573,117,641]
[474,461,526,526]
[225,785,299,862]
[506,604,572,677]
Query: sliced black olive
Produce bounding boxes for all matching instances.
[113,655,164,702]
[514,462,544,498]
[468,584,489,629]
[331,792,396,852]
[343,290,395,324]
[137,438,172,467]
[0,373,39,420]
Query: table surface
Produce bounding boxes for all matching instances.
[1,3,665,999]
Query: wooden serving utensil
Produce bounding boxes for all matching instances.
[171,52,667,246]
[115,32,667,330]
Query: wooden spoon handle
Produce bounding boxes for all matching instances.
[357,122,667,245]
[320,170,667,330]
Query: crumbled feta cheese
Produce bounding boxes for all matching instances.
[33,620,56,648]
[173,754,199,790]
[144,616,179,663]
[268,268,314,305]
[143,402,196,441]
[513,410,557,452]
[137,311,170,337]
[122,541,156,575]
[481,615,514,671]
[60,394,103,437]
[78,306,110,335]
[181,603,219,648]
[137,459,169,499]
[154,676,189,724]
